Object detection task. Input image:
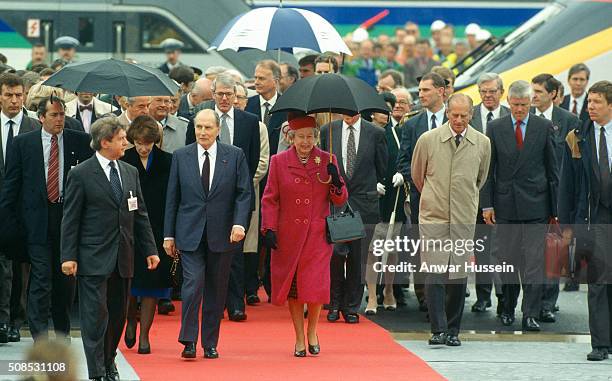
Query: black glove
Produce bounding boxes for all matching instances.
[327,163,343,188]
[263,230,278,250]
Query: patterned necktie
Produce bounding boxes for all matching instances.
[346,125,357,178]
[486,112,494,124]
[599,126,610,208]
[108,161,123,203]
[6,120,15,152]
[263,102,271,126]
[430,114,437,130]
[201,151,210,196]
[515,120,524,150]
[220,114,231,144]
[571,100,578,115]
[455,134,462,148]
[47,134,60,202]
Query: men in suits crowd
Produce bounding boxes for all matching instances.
[481,80,559,332]
[412,93,491,347]
[470,72,510,314]
[118,96,151,128]
[164,109,251,360]
[320,113,388,323]
[0,96,92,341]
[561,63,591,122]
[0,73,40,343]
[61,116,159,381]
[177,77,213,120]
[65,92,113,133]
[397,72,448,311]
[559,80,612,361]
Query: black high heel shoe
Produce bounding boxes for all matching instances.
[308,335,320,355]
[294,345,306,357]
[124,322,136,349]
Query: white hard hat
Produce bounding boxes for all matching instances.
[476,29,492,42]
[352,27,369,43]
[430,20,446,31]
[465,23,481,36]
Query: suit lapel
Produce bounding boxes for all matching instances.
[331,121,346,178]
[513,118,537,174]
[91,158,120,206]
[353,120,369,173]
[471,105,483,133]
[209,143,228,197]
[187,144,205,198]
[499,118,520,167]
[588,125,601,185]
[31,130,47,198]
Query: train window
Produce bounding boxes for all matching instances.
[78,17,94,47]
[140,14,194,51]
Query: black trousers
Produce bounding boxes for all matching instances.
[425,272,467,335]
[0,252,11,325]
[226,251,245,312]
[474,213,502,302]
[28,202,76,339]
[10,261,28,330]
[78,269,129,379]
[244,251,260,297]
[179,239,233,348]
[587,205,612,349]
[495,218,547,318]
[329,225,374,315]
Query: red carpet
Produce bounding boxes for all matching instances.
[120,294,445,381]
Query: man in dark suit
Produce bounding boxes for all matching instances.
[61,116,159,381]
[320,114,388,323]
[0,96,92,341]
[163,109,251,359]
[559,81,612,361]
[560,63,590,122]
[532,73,581,318]
[66,93,112,133]
[396,72,447,311]
[470,72,510,314]
[0,73,40,343]
[481,80,559,332]
[177,77,213,120]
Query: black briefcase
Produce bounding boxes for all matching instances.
[326,204,366,244]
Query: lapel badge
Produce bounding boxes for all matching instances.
[314,156,321,165]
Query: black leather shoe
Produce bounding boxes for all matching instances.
[522,317,541,331]
[587,348,609,361]
[246,295,260,305]
[157,299,175,315]
[137,343,151,354]
[496,301,504,317]
[465,288,471,297]
[105,362,120,381]
[563,280,579,291]
[327,309,339,322]
[181,343,196,359]
[608,347,612,354]
[294,346,306,357]
[228,310,247,322]
[445,335,461,347]
[342,313,359,324]
[204,347,219,359]
[7,326,19,342]
[501,313,515,326]
[471,300,491,313]
[0,323,8,343]
[428,332,446,345]
[308,335,320,355]
[539,309,556,323]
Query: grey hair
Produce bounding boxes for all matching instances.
[477,72,504,90]
[447,93,474,111]
[211,72,236,93]
[204,66,228,77]
[194,108,220,127]
[225,69,244,84]
[391,87,413,103]
[90,116,126,151]
[235,81,248,97]
[126,96,151,105]
[507,80,533,100]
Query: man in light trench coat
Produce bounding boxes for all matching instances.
[411,93,491,347]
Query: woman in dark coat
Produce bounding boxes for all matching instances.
[121,115,172,354]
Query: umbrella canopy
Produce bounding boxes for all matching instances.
[270,74,389,116]
[43,58,179,97]
[210,7,351,55]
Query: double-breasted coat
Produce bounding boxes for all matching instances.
[411,123,491,279]
[261,145,347,305]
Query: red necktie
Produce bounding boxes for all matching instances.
[47,134,60,202]
[515,120,524,150]
[571,100,578,115]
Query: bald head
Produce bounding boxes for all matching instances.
[190,77,213,106]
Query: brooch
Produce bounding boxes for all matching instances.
[314,156,321,165]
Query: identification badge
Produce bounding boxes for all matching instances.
[127,191,138,211]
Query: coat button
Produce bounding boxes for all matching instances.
[294,218,301,224]
[294,178,301,183]
[303,219,309,224]
[304,199,310,204]
[295,199,301,205]
[305,180,310,184]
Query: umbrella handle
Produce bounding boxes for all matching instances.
[317,173,332,184]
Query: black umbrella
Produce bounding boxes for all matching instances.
[43,58,179,97]
[270,73,389,116]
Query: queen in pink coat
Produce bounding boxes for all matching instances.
[261,116,347,357]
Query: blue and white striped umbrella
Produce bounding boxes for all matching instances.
[209,7,352,55]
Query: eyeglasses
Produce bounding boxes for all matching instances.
[215,92,235,99]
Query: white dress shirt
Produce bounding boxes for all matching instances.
[570,92,587,115]
[594,121,612,171]
[96,151,122,186]
[426,106,446,131]
[215,106,235,144]
[536,103,554,121]
[197,141,217,189]
[1,110,23,161]
[480,104,502,134]
[341,117,362,170]
[259,92,277,123]
[77,101,93,133]
[41,129,65,196]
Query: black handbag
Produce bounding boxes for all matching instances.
[326,203,366,244]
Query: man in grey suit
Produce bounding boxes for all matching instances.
[0,73,40,343]
[531,73,580,321]
[470,73,510,314]
[481,80,559,332]
[61,116,159,381]
[147,95,189,154]
[163,109,251,359]
[320,114,388,323]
